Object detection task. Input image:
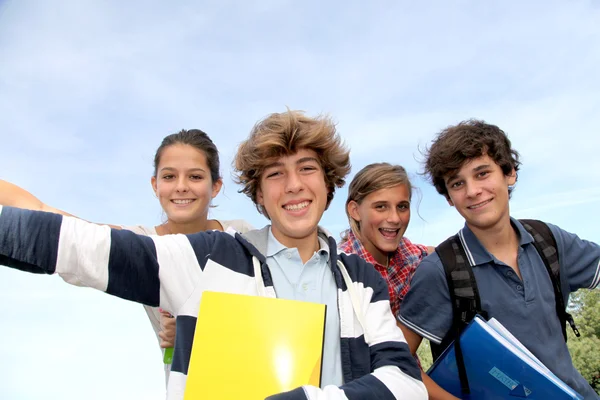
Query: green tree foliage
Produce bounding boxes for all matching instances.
[414,289,599,395]
[568,289,600,394]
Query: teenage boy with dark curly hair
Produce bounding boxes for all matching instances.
[398,119,600,399]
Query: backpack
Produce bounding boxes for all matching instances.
[431,219,580,395]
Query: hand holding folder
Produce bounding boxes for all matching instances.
[184,291,326,400]
[427,316,583,400]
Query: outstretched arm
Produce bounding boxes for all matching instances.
[0,179,122,228]
[0,179,74,216]
[0,205,200,313]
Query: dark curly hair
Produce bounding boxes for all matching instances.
[423,119,521,199]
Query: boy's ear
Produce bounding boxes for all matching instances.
[446,196,454,207]
[257,187,264,205]
[507,168,517,186]
[347,200,361,222]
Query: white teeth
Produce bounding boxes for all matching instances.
[380,228,398,237]
[284,201,310,211]
[172,199,194,204]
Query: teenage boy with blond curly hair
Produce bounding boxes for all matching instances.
[0,110,427,400]
[398,119,600,399]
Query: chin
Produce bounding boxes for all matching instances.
[169,212,197,223]
[469,218,501,230]
[379,244,399,254]
[285,224,317,238]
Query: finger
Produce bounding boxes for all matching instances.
[159,332,174,348]
[160,340,174,349]
[163,318,176,328]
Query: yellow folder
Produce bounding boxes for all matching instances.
[184,291,326,400]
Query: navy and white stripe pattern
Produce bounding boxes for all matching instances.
[0,206,426,400]
[589,259,600,289]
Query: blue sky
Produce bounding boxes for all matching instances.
[1,0,599,398]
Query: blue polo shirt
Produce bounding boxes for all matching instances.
[399,218,600,399]
[266,228,343,387]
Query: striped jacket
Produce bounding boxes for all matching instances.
[0,206,426,400]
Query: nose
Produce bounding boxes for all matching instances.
[285,171,303,193]
[387,209,402,224]
[465,180,482,198]
[175,177,189,192]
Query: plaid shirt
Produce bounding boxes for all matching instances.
[338,230,428,319]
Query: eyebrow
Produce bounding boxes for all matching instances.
[473,164,492,172]
[263,157,320,170]
[159,167,206,173]
[297,157,320,165]
[445,172,459,184]
[372,200,410,206]
[263,161,283,170]
[446,163,493,183]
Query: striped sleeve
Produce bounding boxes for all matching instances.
[0,205,63,274]
[0,206,202,312]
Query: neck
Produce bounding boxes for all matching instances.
[360,236,390,266]
[272,228,320,264]
[157,217,222,235]
[468,215,518,255]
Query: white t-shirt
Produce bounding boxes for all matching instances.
[123,219,254,384]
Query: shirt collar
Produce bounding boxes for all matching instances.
[459,217,534,267]
[341,229,402,268]
[266,226,330,259]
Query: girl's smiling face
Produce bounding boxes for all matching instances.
[151,144,222,225]
[347,183,411,266]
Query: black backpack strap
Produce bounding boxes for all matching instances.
[432,234,487,395]
[519,219,580,340]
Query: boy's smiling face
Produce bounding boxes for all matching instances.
[257,148,329,249]
[444,154,516,232]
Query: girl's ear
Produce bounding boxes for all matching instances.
[347,200,361,222]
[211,178,223,199]
[151,176,158,197]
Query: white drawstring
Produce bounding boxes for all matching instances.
[338,260,370,343]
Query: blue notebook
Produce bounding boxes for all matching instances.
[427,315,583,399]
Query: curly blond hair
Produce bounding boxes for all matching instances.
[233,109,351,217]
